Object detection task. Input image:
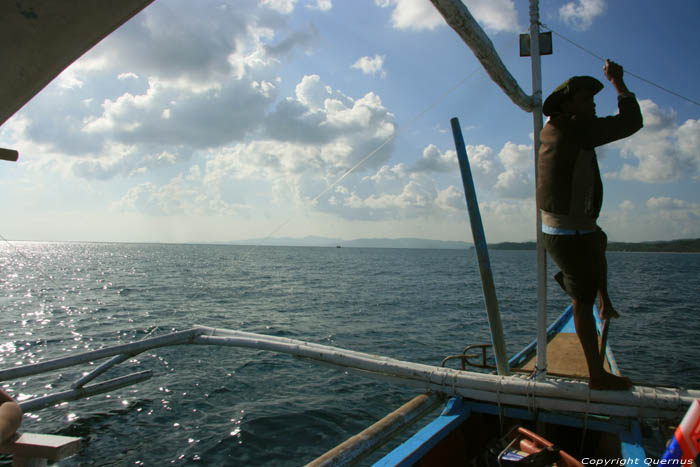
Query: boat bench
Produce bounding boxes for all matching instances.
[0,433,81,466]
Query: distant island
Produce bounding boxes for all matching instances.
[221,236,700,252]
[226,236,472,250]
[488,238,700,253]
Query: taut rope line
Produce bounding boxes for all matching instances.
[542,24,700,108]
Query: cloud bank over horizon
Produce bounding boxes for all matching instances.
[1,0,697,243]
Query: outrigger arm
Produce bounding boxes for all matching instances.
[1,327,697,421]
[429,0,536,113]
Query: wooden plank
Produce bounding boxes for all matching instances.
[307,393,441,466]
[520,333,611,379]
[0,433,80,460]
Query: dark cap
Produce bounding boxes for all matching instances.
[543,76,604,116]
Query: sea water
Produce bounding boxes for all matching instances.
[0,242,698,466]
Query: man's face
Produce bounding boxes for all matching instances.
[563,90,596,119]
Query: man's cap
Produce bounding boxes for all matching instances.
[542,76,604,116]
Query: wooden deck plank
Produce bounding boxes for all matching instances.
[520,333,610,379]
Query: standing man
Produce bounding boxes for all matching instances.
[537,60,643,390]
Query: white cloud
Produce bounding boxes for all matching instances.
[328,177,465,219]
[619,200,635,210]
[294,74,333,110]
[612,100,700,183]
[466,144,496,176]
[376,0,519,32]
[362,163,407,184]
[260,0,297,14]
[114,174,238,217]
[404,141,533,200]
[463,0,520,32]
[479,199,536,241]
[306,0,331,11]
[647,197,689,210]
[117,72,139,80]
[412,144,456,173]
[328,137,535,222]
[201,74,397,206]
[82,75,277,150]
[559,0,605,31]
[497,141,531,170]
[436,185,464,211]
[56,70,84,90]
[493,142,534,199]
[634,197,700,239]
[351,55,387,78]
[377,0,443,31]
[263,23,319,58]
[70,144,180,180]
[7,0,319,181]
[494,169,532,199]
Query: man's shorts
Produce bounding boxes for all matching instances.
[543,229,607,304]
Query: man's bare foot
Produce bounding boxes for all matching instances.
[589,372,632,390]
[599,300,619,320]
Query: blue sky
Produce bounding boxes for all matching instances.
[1,0,698,243]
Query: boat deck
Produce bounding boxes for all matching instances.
[519,314,611,379]
[520,333,611,378]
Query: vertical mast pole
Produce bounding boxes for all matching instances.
[530,0,548,380]
[451,118,510,377]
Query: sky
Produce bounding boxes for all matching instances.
[1,0,698,244]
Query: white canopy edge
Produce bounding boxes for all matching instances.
[430,0,535,113]
[0,0,155,127]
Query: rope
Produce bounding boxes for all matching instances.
[579,387,592,457]
[541,24,700,108]
[526,378,536,413]
[639,385,648,419]
[496,376,504,432]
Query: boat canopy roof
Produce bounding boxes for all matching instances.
[0,0,154,127]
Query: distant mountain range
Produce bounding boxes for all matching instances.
[224,236,472,249]
[219,236,700,252]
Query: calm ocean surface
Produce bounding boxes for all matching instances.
[0,242,698,465]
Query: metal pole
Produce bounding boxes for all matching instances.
[450,117,510,376]
[529,0,548,381]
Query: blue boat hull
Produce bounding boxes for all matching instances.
[374,306,646,466]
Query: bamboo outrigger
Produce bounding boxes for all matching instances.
[2,326,697,420]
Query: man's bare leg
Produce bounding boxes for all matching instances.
[0,401,21,444]
[597,235,619,320]
[572,298,631,390]
[0,390,21,444]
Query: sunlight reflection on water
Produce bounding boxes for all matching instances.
[0,243,697,465]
